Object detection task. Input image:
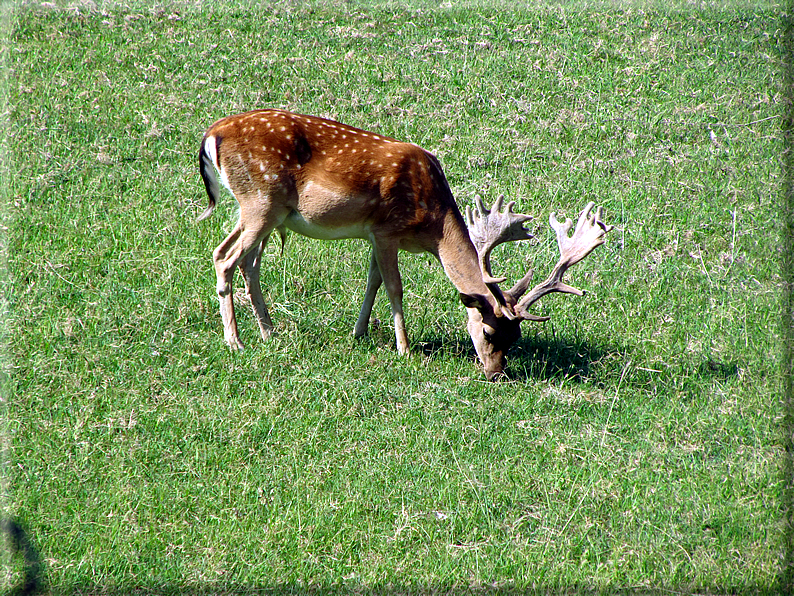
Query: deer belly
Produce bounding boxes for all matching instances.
[287,180,375,240]
[284,210,371,241]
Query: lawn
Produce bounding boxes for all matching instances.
[2,0,787,593]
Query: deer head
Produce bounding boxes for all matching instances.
[462,197,613,380]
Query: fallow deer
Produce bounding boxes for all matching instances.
[198,109,612,380]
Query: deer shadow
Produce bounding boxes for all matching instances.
[417,332,614,383]
[504,333,613,382]
[419,332,744,385]
[2,518,46,596]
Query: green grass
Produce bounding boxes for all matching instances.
[3,1,786,593]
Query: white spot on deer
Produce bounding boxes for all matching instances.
[280,126,286,132]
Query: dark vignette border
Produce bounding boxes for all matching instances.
[780,3,794,594]
[3,3,791,596]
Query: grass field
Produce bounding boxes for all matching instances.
[2,0,788,593]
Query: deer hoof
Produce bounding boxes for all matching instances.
[228,339,245,352]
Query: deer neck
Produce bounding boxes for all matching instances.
[436,210,501,310]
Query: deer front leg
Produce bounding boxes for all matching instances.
[354,250,383,338]
[239,236,274,341]
[371,240,409,355]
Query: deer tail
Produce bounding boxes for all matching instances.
[197,134,221,222]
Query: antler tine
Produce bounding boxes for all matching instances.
[465,194,535,285]
[514,201,613,319]
[550,201,614,269]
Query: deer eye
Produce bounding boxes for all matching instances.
[483,326,496,342]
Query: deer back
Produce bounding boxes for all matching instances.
[202,109,464,252]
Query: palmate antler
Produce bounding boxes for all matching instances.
[465,195,534,284]
[466,197,613,321]
[514,202,613,318]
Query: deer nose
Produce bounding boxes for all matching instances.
[483,353,508,381]
[484,366,504,382]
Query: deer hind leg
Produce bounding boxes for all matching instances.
[239,235,274,341]
[212,224,245,350]
[212,201,288,350]
[354,250,383,339]
[371,240,409,355]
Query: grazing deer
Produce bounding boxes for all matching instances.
[198,109,612,380]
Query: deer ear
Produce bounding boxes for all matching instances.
[459,292,486,310]
[459,293,516,320]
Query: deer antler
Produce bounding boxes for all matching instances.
[514,201,613,319]
[465,195,535,285]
